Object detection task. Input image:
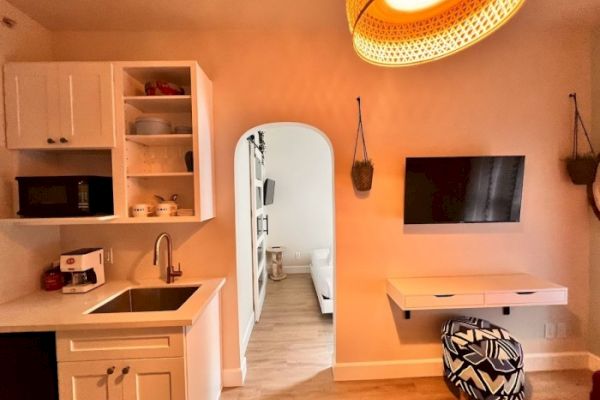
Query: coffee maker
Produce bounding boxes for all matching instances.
[60,248,106,294]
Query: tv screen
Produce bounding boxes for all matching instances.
[264,179,275,205]
[404,156,525,224]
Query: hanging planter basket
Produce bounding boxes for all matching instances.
[566,93,598,185]
[351,97,374,191]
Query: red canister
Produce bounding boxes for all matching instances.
[43,265,63,291]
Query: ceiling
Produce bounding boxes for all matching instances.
[5,0,600,32]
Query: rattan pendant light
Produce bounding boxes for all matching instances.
[347,0,526,67]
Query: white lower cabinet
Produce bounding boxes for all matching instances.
[57,294,222,400]
[59,357,185,400]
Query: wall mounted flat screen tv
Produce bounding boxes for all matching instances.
[264,178,275,206]
[404,156,525,224]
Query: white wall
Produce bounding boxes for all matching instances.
[0,0,60,304]
[264,125,333,266]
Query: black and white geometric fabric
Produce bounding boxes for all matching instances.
[441,316,525,400]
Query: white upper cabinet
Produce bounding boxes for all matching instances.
[58,63,116,148]
[4,62,116,149]
[4,63,60,148]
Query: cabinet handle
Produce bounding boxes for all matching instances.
[122,366,130,375]
[47,138,56,144]
[516,291,535,295]
[59,137,69,143]
[434,294,455,298]
[106,366,115,375]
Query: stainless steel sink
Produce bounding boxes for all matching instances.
[89,286,200,314]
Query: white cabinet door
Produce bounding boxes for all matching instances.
[58,360,122,400]
[4,63,60,149]
[58,63,115,148]
[122,358,185,400]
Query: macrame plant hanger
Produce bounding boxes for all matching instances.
[351,96,374,191]
[566,93,598,186]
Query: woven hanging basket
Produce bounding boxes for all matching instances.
[351,97,374,192]
[346,0,526,67]
[566,93,598,185]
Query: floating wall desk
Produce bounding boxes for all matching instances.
[386,273,568,319]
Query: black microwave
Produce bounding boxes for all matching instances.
[16,176,114,218]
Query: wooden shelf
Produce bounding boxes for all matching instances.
[127,172,193,178]
[126,134,193,146]
[0,215,117,226]
[387,273,568,319]
[124,96,191,113]
[116,216,199,224]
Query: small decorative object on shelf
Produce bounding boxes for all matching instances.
[144,80,185,96]
[566,92,598,185]
[351,96,374,192]
[185,151,193,172]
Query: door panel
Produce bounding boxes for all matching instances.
[58,63,115,148]
[58,360,121,400]
[4,63,59,149]
[122,358,185,400]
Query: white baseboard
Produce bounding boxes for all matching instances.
[222,356,247,387]
[589,352,600,371]
[283,265,310,274]
[240,313,255,356]
[333,358,443,381]
[333,352,593,382]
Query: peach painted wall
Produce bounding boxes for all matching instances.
[589,27,600,357]
[0,0,60,304]
[54,7,593,372]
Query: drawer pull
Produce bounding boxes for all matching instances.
[47,138,56,144]
[106,366,115,375]
[516,291,536,295]
[434,294,455,298]
[122,366,130,375]
[59,137,69,143]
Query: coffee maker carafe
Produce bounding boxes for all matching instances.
[60,248,105,294]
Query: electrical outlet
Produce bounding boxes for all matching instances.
[545,323,556,339]
[557,322,567,338]
[105,248,114,265]
[295,251,301,259]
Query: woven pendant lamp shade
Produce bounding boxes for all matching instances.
[347,0,526,67]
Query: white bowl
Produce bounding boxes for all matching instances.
[135,117,171,135]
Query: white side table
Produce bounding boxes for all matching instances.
[266,246,287,281]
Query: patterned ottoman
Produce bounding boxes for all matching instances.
[441,317,526,400]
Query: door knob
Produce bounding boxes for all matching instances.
[122,366,130,375]
[47,138,56,144]
[106,366,115,375]
[59,137,69,143]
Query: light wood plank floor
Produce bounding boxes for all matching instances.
[221,274,592,399]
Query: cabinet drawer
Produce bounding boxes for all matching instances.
[485,290,567,306]
[56,327,184,362]
[404,293,484,309]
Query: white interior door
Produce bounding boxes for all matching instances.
[250,144,268,322]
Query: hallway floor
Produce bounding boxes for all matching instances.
[221,274,591,399]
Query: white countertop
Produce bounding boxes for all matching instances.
[0,277,225,333]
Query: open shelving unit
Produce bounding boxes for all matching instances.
[112,61,215,223]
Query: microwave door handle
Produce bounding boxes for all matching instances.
[265,215,269,235]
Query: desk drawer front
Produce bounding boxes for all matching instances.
[57,327,184,362]
[404,294,484,309]
[486,290,567,306]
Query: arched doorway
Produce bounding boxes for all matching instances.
[233,122,336,385]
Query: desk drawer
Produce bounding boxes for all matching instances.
[404,293,484,309]
[486,290,567,306]
[56,327,184,362]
